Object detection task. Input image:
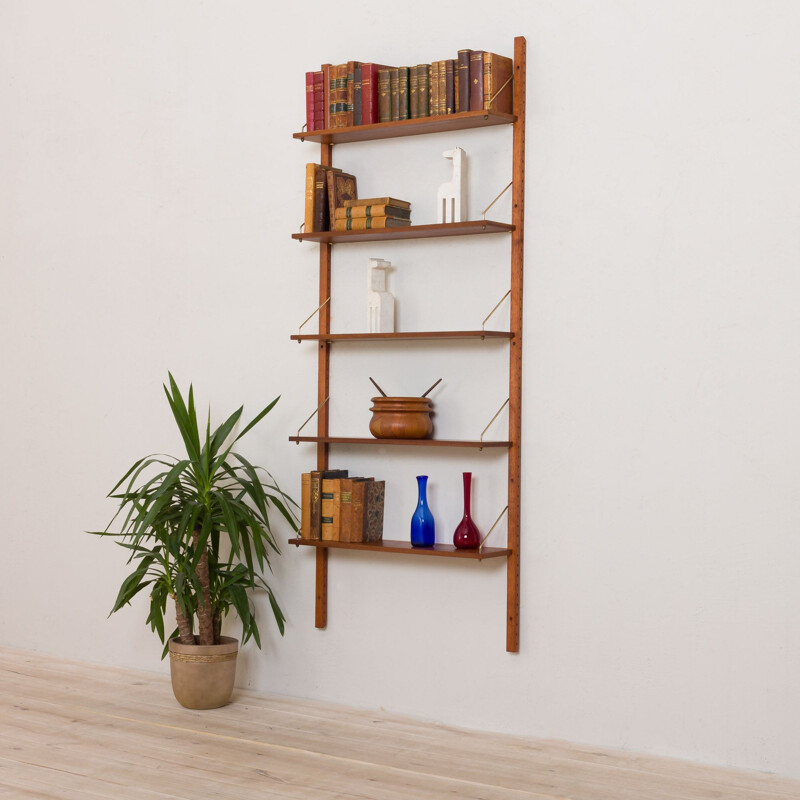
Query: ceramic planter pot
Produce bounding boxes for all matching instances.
[168,636,238,709]
[369,396,434,439]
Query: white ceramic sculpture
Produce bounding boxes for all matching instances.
[367,258,394,333]
[436,147,467,223]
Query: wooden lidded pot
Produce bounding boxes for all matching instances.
[369,396,434,439]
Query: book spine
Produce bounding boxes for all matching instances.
[444,59,455,114]
[301,473,311,537]
[397,66,409,120]
[334,204,411,219]
[409,65,419,119]
[418,64,430,117]
[353,65,362,125]
[330,64,348,128]
[390,67,400,121]
[339,479,354,543]
[364,480,385,543]
[457,49,471,113]
[345,60,360,127]
[343,197,411,209]
[438,60,447,115]
[483,53,514,114]
[321,63,332,129]
[469,50,484,111]
[305,71,315,131]
[378,69,391,123]
[309,470,322,539]
[321,478,342,541]
[313,166,329,231]
[304,163,318,235]
[333,216,409,231]
[350,479,370,543]
[313,72,324,130]
[430,61,440,115]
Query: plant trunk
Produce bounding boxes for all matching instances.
[213,609,222,643]
[193,527,215,645]
[174,595,195,645]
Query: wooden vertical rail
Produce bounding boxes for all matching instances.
[315,142,333,629]
[507,35,526,653]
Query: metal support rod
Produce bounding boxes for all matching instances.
[297,296,331,335]
[482,290,511,333]
[484,75,513,110]
[480,398,510,442]
[479,505,509,552]
[482,181,513,220]
[295,396,330,439]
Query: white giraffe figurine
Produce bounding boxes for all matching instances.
[367,258,395,333]
[436,147,467,223]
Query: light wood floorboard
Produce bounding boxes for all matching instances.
[0,647,798,799]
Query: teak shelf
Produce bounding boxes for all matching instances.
[288,538,512,560]
[292,37,526,652]
[293,219,513,244]
[291,331,514,342]
[293,109,516,144]
[289,436,511,448]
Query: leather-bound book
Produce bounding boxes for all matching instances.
[334,204,411,221]
[444,59,455,114]
[329,64,348,127]
[437,60,447,115]
[483,52,513,114]
[301,473,311,538]
[313,165,329,231]
[304,162,321,234]
[348,478,373,542]
[333,216,410,231]
[469,50,484,111]
[397,66,410,120]
[345,60,361,127]
[320,477,343,541]
[417,64,430,117]
[306,71,316,131]
[353,65,362,125]
[364,480,385,543]
[378,69,391,123]
[311,469,348,540]
[390,67,400,121]
[430,61,440,115]
[327,170,357,223]
[361,64,392,124]
[409,65,419,119]
[344,197,411,209]
[321,63,332,129]
[457,50,471,113]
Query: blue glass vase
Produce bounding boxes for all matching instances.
[410,475,435,547]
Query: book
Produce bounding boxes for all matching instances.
[313,165,329,231]
[417,64,430,117]
[457,50,471,113]
[347,478,373,542]
[378,68,391,123]
[304,163,319,234]
[334,204,411,220]
[469,50,484,111]
[444,59,455,114]
[397,66,410,120]
[310,469,348,540]
[409,65,419,119]
[344,197,411,209]
[321,63,332,129]
[329,63,349,127]
[390,67,400,121]
[361,63,392,124]
[327,170,358,223]
[321,477,344,541]
[364,480,385,542]
[305,71,317,131]
[345,60,361,127]
[333,216,410,231]
[352,65,362,125]
[483,52,513,114]
[430,60,440,115]
[301,473,311,538]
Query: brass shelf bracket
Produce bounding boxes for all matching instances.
[482,290,511,335]
[297,296,331,337]
[479,505,509,552]
[480,397,510,447]
[482,181,513,220]
[295,396,330,439]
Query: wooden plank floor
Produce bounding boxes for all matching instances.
[1,648,798,799]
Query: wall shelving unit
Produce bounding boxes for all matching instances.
[289,36,525,652]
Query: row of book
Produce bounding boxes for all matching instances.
[305,49,513,131]
[304,162,411,232]
[300,470,385,543]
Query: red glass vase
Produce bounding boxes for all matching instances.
[453,471,480,549]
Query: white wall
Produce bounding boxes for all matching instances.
[2,0,799,779]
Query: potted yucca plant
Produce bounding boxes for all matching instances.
[94,374,296,708]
